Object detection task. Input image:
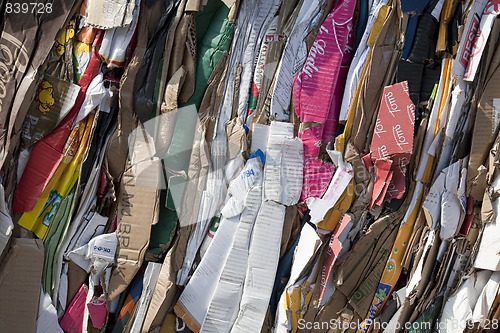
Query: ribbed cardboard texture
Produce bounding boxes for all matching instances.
[0,238,44,332]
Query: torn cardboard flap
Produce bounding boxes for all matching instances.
[248,122,299,205]
[274,223,322,333]
[370,158,392,208]
[264,123,303,205]
[474,197,500,271]
[85,0,137,29]
[300,125,336,202]
[36,287,60,333]
[368,81,415,205]
[307,163,353,224]
[177,116,211,229]
[226,117,248,161]
[440,161,466,240]
[468,48,500,189]
[251,123,270,154]
[318,214,352,306]
[423,171,446,230]
[385,153,411,202]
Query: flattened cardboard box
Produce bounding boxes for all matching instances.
[0,238,44,332]
[108,157,161,299]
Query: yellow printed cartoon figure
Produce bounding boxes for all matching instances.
[35,80,55,114]
[55,20,75,56]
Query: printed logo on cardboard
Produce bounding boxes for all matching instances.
[370,82,415,203]
[460,14,480,69]
[370,82,414,159]
[35,80,55,114]
[0,32,30,112]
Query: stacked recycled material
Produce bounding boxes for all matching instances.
[2,0,500,332]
